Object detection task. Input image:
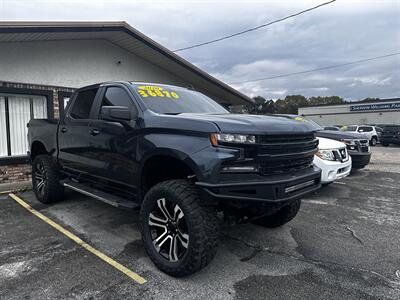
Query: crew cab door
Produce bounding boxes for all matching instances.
[86,85,140,193]
[58,87,101,174]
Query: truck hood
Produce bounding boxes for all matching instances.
[317,137,346,150]
[174,113,317,134]
[316,130,368,140]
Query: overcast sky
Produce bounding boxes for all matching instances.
[1,0,399,101]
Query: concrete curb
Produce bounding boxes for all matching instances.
[0,181,32,193]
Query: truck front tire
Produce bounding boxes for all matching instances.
[140,179,219,277]
[253,199,301,228]
[32,155,64,203]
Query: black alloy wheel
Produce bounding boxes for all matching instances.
[148,198,189,262]
[33,160,47,197]
[140,180,219,277]
[32,155,64,204]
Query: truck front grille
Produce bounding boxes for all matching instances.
[259,156,314,175]
[250,133,318,175]
[357,139,370,152]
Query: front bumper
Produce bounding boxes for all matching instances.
[196,167,321,204]
[313,155,352,183]
[350,152,371,169]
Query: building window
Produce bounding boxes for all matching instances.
[0,94,47,158]
[57,91,74,119]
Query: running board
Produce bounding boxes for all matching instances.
[61,180,139,209]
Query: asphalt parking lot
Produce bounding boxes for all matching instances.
[1,145,400,300]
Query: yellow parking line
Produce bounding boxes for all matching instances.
[8,193,147,285]
[0,190,14,195]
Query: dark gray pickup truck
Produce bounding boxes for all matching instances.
[277,115,372,170]
[28,81,321,276]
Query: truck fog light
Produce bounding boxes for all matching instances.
[221,166,257,173]
[328,170,335,179]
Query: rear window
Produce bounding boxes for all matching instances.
[70,89,98,119]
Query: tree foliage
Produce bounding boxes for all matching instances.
[244,95,351,114]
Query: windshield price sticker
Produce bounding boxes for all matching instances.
[137,85,180,99]
[294,117,308,123]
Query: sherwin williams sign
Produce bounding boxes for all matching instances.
[350,102,400,111]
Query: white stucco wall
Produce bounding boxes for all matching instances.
[0,39,189,88]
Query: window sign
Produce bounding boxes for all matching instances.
[350,103,400,111]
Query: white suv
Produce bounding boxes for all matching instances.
[341,125,379,146]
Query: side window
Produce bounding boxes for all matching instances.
[359,126,372,132]
[70,88,98,119]
[101,87,133,109]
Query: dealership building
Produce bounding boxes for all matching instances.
[0,21,252,185]
[298,98,400,126]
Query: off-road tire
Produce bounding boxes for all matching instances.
[253,199,301,228]
[370,137,378,146]
[140,179,219,277]
[32,155,64,203]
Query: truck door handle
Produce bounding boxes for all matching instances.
[90,129,100,136]
[61,127,68,133]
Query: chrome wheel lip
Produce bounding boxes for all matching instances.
[34,162,46,196]
[148,198,189,262]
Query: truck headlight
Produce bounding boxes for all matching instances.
[341,139,357,150]
[316,149,335,161]
[210,133,256,146]
[341,139,356,145]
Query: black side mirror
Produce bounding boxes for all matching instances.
[101,106,135,122]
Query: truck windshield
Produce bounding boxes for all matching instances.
[131,84,229,115]
[302,117,323,131]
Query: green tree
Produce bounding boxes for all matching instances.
[359,97,380,102]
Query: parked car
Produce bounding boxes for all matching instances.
[314,137,351,185]
[276,115,371,170]
[340,125,379,146]
[27,81,322,277]
[317,130,371,169]
[378,124,400,146]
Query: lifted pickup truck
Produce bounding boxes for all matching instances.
[28,81,321,276]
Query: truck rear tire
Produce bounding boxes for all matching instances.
[140,179,219,277]
[32,155,64,204]
[253,199,301,228]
